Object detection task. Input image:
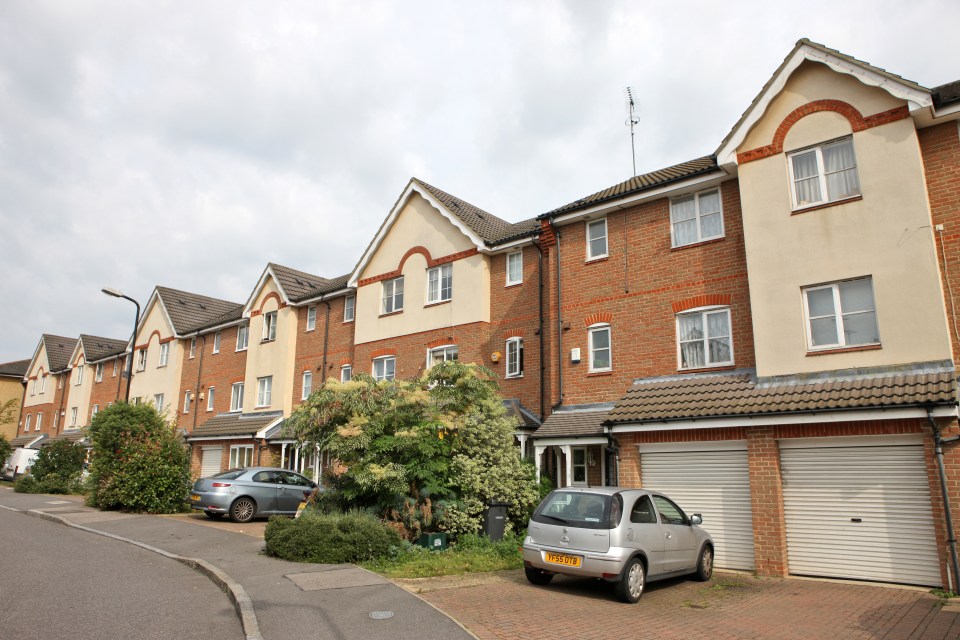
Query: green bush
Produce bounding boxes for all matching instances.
[32,440,86,484]
[87,402,191,513]
[264,510,403,564]
[13,474,39,493]
[0,433,12,468]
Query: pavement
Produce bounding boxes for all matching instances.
[0,488,474,640]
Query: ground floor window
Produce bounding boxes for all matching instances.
[229,444,254,469]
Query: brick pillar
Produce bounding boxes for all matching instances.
[747,426,788,577]
[617,433,641,488]
[924,417,960,590]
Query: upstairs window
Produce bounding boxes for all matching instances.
[213,331,222,353]
[506,337,524,378]
[671,189,723,247]
[262,312,278,342]
[344,296,355,322]
[302,371,313,399]
[70,408,78,426]
[230,382,244,412]
[189,338,196,359]
[306,306,317,332]
[506,251,523,286]
[586,219,608,261]
[427,264,453,304]
[428,345,458,368]
[382,277,404,314]
[803,277,879,350]
[153,393,164,409]
[257,376,273,407]
[95,363,103,382]
[158,343,169,367]
[207,387,215,412]
[372,356,395,382]
[25,414,32,432]
[236,325,249,351]
[677,307,733,369]
[39,375,46,393]
[789,137,860,209]
[75,365,84,386]
[183,391,191,414]
[35,413,42,431]
[112,360,118,377]
[588,324,612,372]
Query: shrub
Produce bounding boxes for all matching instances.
[87,402,191,513]
[0,433,12,468]
[31,440,86,484]
[13,474,39,493]
[264,510,403,564]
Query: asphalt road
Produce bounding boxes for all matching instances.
[0,507,244,640]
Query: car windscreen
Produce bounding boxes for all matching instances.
[212,470,247,480]
[531,491,621,530]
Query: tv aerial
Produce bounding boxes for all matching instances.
[625,87,640,177]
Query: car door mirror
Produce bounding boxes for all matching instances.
[690,514,703,526]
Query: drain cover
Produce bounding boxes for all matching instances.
[369,611,394,620]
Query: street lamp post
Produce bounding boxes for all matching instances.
[101,287,140,403]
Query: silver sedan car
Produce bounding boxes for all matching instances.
[190,467,319,523]
[522,487,714,602]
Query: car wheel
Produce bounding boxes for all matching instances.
[229,497,256,523]
[524,567,554,586]
[615,557,645,603]
[695,545,714,581]
[204,512,225,520]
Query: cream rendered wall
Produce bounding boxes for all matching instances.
[354,192,491,345]
[23,344,52,410]
[738,63,951,377]
[64,355,93,429]
[127,302,185,418]
[243,276,297,416]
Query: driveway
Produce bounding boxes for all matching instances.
[401,570,960,640]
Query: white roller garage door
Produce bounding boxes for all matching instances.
[780,437,941,586]
[641,443,755,570]
[200,445,223,478]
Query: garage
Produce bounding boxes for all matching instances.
[780,436,941,586]
[640,442,755,570]
[200,445,223,478]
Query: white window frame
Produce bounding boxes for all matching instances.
[58,374,63,389]
[95,362,104,382]
[213,331,222,353]
[372,356,396,382]
[236,325,249,351]
[670,188,724,248]
[506,337,523,378]
[787,136,861,210]
[229,445,254,469]
[35,413,42,431]
[75,364,84,386]
[506,251,523,286]
[588,324,612,372]
[427,345,458,368]
[39,375,46,393]
[256,376,273,408]
[262,312,277,342]
[426,264,453,304]
[25,414,32,432]
[53,411,59,429]
[207,387,215,412]
[340,364,352,382]
[382,277,404,314]
[154,393,164,409]
[571,447,588,485]
[306,306,317,332]
[343,296,355,322]
[183,390,191,414]
[230,383,244,412]
[69,407,78,427]
[676,306,734,370]
[158,343,169,367]
[112,360,118,377]
[189,338,196,359]
[802,277,879,351]
[91,404,98,419]
[30,378,36,395]
[586,218,608,261]
[302,371,313,400]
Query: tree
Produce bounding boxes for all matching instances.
[87,402,191,513]
[31,440,86,483]
[0,397,19,425]
[287,361,538,536]
[0,433,11,468]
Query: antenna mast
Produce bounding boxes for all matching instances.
[625,87,640,176]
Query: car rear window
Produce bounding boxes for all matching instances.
[212,470,246,480]
[532,491,622,530]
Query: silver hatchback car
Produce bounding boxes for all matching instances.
[522,487,714,602]
[190,467,319,523]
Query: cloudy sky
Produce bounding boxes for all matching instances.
[1,0,957,364]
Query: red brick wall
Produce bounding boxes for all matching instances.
[291,296,355,408]
[920,122,960,365]
[178,327,248,433]
[544,179,754,406]
[88,357,129,417]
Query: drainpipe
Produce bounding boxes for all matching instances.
[56,369,67,436]
[320,296,331,387]
[552,220,564,408]
[192,335,206,431]
[17,378,26,435]
[927,406,960,592]
[533,239,545,422]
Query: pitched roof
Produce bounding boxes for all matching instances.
[933,80,960,109]
[607,367,957,424]
[79,335,128,362]
[0,359,30,379]
[534,406,612,438]
[43,335,78,372]
[9,433,46,449]
[155,287,244,335]
[269,263,351,303]
[413,178,538,244]
[187,412,282,439]
[502,399,542,429]
[541,156,719,217]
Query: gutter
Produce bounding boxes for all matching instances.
[927,406,960,592]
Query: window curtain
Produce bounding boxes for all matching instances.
[698,190,722,239]
[823,141,860,200]
[706,311,731,363]
[671,196,698,246]
[678,314,704,368]
[792,151,821,204]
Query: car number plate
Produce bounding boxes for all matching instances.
[545,552,582,567]
[190,494,201,502]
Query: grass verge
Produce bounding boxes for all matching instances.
[361,533,523,579]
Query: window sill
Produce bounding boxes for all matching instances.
[806,343,881,356]
[670,237,725,252]
[306,328,315,333]
[260,339,275,345]
[678,364,736,374]
[585,256,609,265]
[587,370,613,377]
[212,351,220,355]
[380,310,404,318]
[505,374,524,380]
[505,281,523,288]
[791,194,862,215]
[235,348,248,353]
[425,299,452,308]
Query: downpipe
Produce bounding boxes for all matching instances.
[927,406,960,592]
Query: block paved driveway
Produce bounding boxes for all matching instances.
[406,570,960,640]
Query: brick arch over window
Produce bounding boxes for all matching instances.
[672,294,732,314]
[371,348,397,359]
[501,329,525,339]
[338,356,352,366]
[358,246,480,287]
[137,329,164,350]
[737,99,909,164]
[258,291,284,314]
[583,312,612,327]
[426,337,456,349]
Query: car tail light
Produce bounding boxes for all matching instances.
[212,482,231,487]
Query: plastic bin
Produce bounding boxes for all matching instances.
[482,501,511,542]
[417,532,448,551]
